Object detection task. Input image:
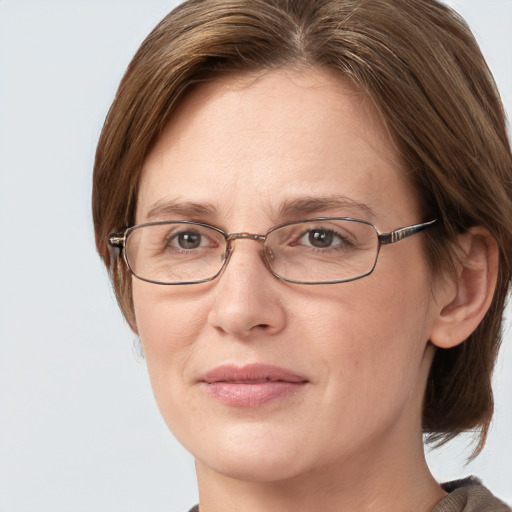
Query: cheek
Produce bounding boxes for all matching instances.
[132,280,209,399]
[300,263,434,407]
[298,262,432,349]
[133,279,208,344]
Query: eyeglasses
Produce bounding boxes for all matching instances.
[108,217,437,285]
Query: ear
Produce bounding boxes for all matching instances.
[429,227,499,349]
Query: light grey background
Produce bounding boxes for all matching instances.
[0,1,510,511]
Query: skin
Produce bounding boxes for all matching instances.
[133,68,454,511]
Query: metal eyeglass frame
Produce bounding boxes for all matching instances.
[108,217,437,285]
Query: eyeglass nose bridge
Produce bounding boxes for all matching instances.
[220,232,276,277]
[226,232,266,242]
[224,232,270,260]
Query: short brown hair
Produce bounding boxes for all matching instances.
[92,0,512,452]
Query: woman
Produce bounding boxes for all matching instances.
[92,0,512,510]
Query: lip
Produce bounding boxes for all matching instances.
[200,363,309,407]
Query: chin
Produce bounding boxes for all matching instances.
[182,421,314,483]
[198,452,308,484]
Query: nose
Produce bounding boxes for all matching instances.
[207,239,287,339]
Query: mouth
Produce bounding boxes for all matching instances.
[200,363,309,407]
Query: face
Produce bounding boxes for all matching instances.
[133,68,441,483]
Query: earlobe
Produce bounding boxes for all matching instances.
[429,227,498,349]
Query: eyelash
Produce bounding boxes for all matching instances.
[290,228,355,250]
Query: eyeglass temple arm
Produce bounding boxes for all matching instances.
[107,233,126,274]
[378,219,437,245]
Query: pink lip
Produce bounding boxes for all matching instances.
[200,364,309,407]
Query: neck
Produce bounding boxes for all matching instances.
[195,431,445,512]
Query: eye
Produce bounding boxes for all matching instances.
[306,229,335,248]
[170,230,208,250]
[300,228,348,249]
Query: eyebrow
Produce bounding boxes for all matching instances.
[144,199,217,221]
[276,195,376,220]
[143,195,376,224]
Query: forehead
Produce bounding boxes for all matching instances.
[137,67,418,228]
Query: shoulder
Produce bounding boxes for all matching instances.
[185,482,510,512]
[433,477,511,512]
